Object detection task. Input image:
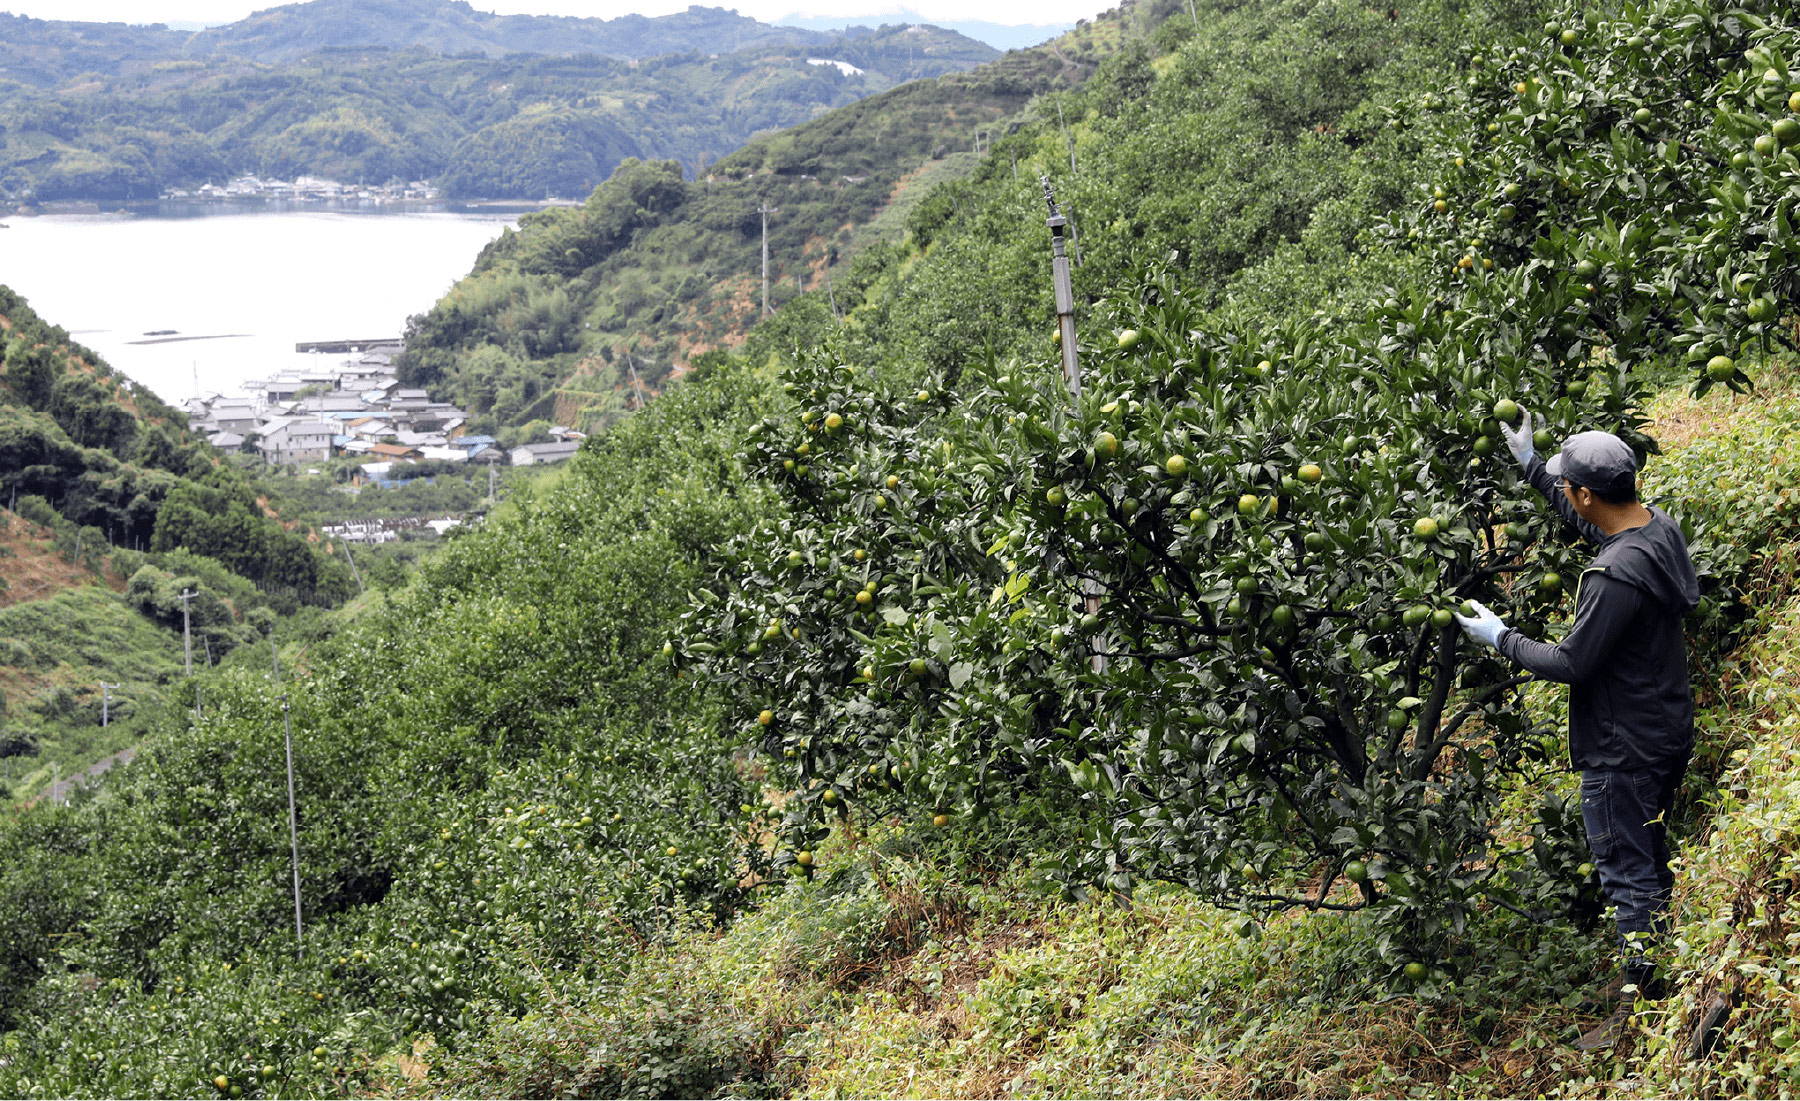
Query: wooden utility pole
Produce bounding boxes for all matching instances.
[1042,177,1105,674]
[759,203,778,317]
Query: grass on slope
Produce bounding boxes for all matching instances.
[0,584,184,806]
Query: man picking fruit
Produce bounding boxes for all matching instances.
[1454,410,1698,1050]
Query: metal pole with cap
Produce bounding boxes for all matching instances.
[1042,177,1082,401]
[270,634,304,956]
[1041,177,1106,673]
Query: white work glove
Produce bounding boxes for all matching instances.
[1499,409,1535,467]
[1454,599,1509,649]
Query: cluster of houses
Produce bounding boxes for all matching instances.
[162,175,445,204]
[184,343,586,479]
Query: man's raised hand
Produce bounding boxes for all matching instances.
[1500,408,1535,467]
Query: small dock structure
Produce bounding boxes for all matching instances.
[296,338,402,354]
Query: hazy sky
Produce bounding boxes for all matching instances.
[1,0,1099,28]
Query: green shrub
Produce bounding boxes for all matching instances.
[13,494,57,530]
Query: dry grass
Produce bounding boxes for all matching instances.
[1642,358,1799,450]
[0,511,117,609]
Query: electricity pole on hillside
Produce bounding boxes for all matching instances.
[340,539,364,596]
[759,203,779,317]
[101,682,119,727]
[1057,99,1077,177]
[1043,178,1082,400]
[625,349,647,410]
[270,635,305,957]
[179,589,197,676]
[1041,177,1105,674]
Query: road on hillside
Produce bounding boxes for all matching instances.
[42,746,138,805]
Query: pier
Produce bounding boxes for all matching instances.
[296,339,401,354]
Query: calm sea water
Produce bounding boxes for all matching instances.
[0,204,521,405]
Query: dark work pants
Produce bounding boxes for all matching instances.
[1579,756,1687,965]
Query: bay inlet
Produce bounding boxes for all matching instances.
[0,205,520,404]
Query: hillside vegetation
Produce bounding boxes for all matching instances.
[0,2,995,202]
[390,4,1144,435]
[3,0,1800,1097]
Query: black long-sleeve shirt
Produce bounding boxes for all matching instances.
[1495,456,1699,770]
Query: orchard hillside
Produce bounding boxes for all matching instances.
[2,0,1799,1097]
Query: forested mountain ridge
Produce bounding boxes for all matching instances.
[0,2,997,202]
[0,0,890,83]
[186,0,826,65]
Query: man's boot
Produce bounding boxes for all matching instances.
[1574,962,1662,1052]
[1575,1005,1632,1052]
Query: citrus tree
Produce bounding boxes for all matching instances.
[1402,0,1799,394]
[680,0,1798,970]
[682,283,1618,970]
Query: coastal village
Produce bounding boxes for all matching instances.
[160,174,448,205]
[183,340,584,484]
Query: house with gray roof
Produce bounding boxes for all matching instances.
[261,420,334,465]
[510,441,583,466]
[208,405,258,434]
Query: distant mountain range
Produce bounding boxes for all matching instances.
[0,0,1001,202]
[0,0,1011,83]
[777,10,1075,52]
[57,3,1071,53]
[194,0,829,64]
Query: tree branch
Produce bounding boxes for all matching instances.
[1410,624,1461,780]
[1411,674,1532,775]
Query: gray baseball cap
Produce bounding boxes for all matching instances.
[1546,430,1639,498]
